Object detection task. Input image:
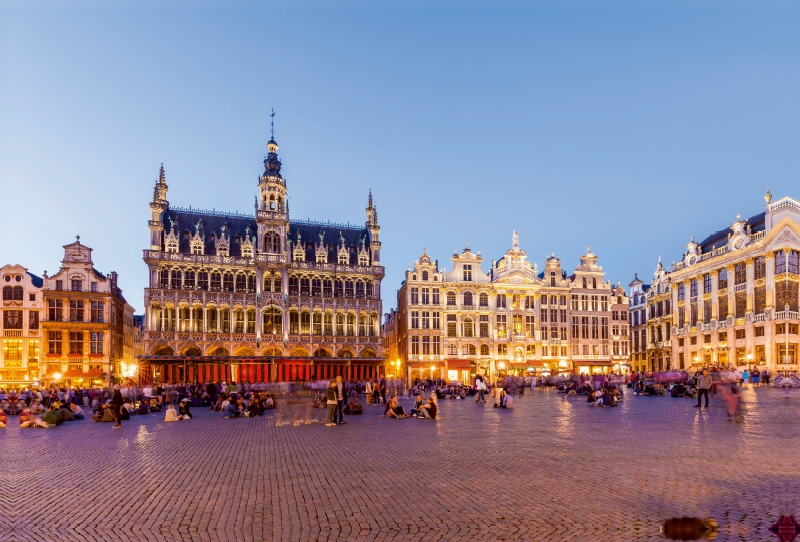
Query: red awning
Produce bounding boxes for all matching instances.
[574,360,614,366]
[409,362,444,368]
[446,359,471,369]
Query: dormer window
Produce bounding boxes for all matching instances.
[338,251,348,265]
[242,246,253,258]
[358,253,369,266]
[463,264,472,281]
[165,240,178,254]
[422,271,429,281]
[191,241,204,255]
[293,243,305,262]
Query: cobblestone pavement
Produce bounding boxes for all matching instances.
[1,386,798,541]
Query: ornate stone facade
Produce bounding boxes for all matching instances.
[39,239,137,386]
[0,265,43,384]
[665,193,800,373]
[142,136,384,382]
[395,234,630,383]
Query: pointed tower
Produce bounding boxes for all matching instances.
[149,164,169,250]
[256,136,289,255]
[366,190,381,265]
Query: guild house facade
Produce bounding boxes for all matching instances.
[140,135,385,384]
[393,233,629,384]
[667,193,800,374]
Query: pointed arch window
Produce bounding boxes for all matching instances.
[235,274,247,292]
[264,232,281,254]
[223,273,234,292]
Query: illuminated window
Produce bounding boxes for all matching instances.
[3,340,22,360]
[69,332,83,355]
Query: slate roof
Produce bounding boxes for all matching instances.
[697,212,766,251]
[26,272,43,288]
[162,207,369,265]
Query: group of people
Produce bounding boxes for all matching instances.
[380,393,438,419]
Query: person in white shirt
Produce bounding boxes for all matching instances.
[364,380,373,406]
[163,404,180,422]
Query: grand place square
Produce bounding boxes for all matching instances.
[4,3,800,541]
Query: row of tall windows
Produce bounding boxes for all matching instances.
[288,277,374,298]
[410,336,442,355]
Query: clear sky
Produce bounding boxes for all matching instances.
[2,1,799,313]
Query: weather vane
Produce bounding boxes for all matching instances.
[270,108,275,139]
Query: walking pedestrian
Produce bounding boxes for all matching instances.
[475,375,486,404]
[325,380,338,427]
[379,376,387,405]
[695,369,712,408]
[110,384,124,428]
[335,375,346,424]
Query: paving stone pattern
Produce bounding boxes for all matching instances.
[1,386,798,541]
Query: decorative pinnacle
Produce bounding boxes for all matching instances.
[368,189,373,208]
[270,108,275,140]
[158,163,165,184]
[76,234,81,244]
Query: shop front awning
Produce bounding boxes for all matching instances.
[139,356,384,365]
[574,360,614,366]
[409,362,444,369]
[446,359,471,369]
[57,370,103,380]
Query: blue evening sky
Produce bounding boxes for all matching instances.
[2,1,799,313]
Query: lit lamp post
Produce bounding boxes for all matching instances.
[693,356,701,369]
[746,353,754,368]
[430,364,436,381]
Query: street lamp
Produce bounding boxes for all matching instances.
[430,364,436,380]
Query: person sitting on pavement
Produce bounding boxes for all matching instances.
[138,401,150,415]
[601,390,617,407]
[591,389,605,407]
[494,390,512,408]
[42,404,66,425]
[263,394,276,410]
[164,404,180,422]
[70,403,85,420]
[223,399,242,418]
[247,398,261,418]
[0,408,6,428]
[343,395,363,415]
[179,399,193,419]
[58,404,75,422]
[380,396,406,418]
[409,395,425,417]
[417,397,438,419]
[19,408,51,428]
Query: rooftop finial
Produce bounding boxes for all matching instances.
[765,189,773,204]
[270,108,275,140]
[368,189,373,208]
[158,163,165,183]
[76,234,81,244]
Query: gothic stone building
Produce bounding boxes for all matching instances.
[141,137,385,384]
